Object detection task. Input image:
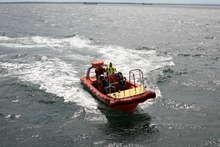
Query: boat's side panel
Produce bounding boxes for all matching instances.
[80,77,111,105]
[111,103,138,113]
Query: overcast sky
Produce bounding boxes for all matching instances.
[1,0,220,4]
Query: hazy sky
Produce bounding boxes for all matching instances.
[1,0,220,4]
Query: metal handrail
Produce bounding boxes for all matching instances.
[129,69,145,94]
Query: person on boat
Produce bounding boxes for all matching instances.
[117,72,126,90]
[95,65,105,80]
[99,74,111,93]
[106,62,117,75]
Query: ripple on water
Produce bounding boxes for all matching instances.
[5,114,21,119]
[161,98,203,112]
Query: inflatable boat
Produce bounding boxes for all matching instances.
[80,60,156,112]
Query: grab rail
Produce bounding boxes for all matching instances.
[129,69,145,95]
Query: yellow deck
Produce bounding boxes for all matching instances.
[108,86,145,99]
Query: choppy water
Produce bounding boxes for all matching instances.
[0,3,219,147]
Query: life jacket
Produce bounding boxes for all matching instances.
[106,65,116,75]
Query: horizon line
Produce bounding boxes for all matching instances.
[0,1,220,6]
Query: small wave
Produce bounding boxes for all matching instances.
[162,67,174,74]
[175,68,188,76]
[64,34,77,38]
[178,53,207,58]
[157,67,189,83]
[38,100,57,104]
[204,35,215,40]
[11,99,19,103]
[202,137,220,147]
[72,107,106,122]
[0,36,11,41]
[5,114,21,119]
[156,67,174,83]
[192,54,206,57]
[182,79,217,91]
[165,122,203,130]
[0,43,46,48]
[178,53,191,57]
[135,46,156,51]
[161,98,202,112]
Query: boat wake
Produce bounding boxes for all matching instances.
[0,35,174,117]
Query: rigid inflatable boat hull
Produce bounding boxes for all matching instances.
[80,77,156,113]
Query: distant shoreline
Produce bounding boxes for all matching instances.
[0,1,220,7]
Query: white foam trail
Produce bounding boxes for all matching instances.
[31,36,92,49]
[0,57,98,110]
[0,35,92,49]
[0,36,11,41]
[0,35,174,111]
[0,43,46,48]
[99,45,174,75]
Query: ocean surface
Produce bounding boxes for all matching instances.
[0,3,219,147]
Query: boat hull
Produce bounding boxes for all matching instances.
[80,77,156,112]
[111,103,138,113]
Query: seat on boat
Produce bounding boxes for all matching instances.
[108,85,145,99]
